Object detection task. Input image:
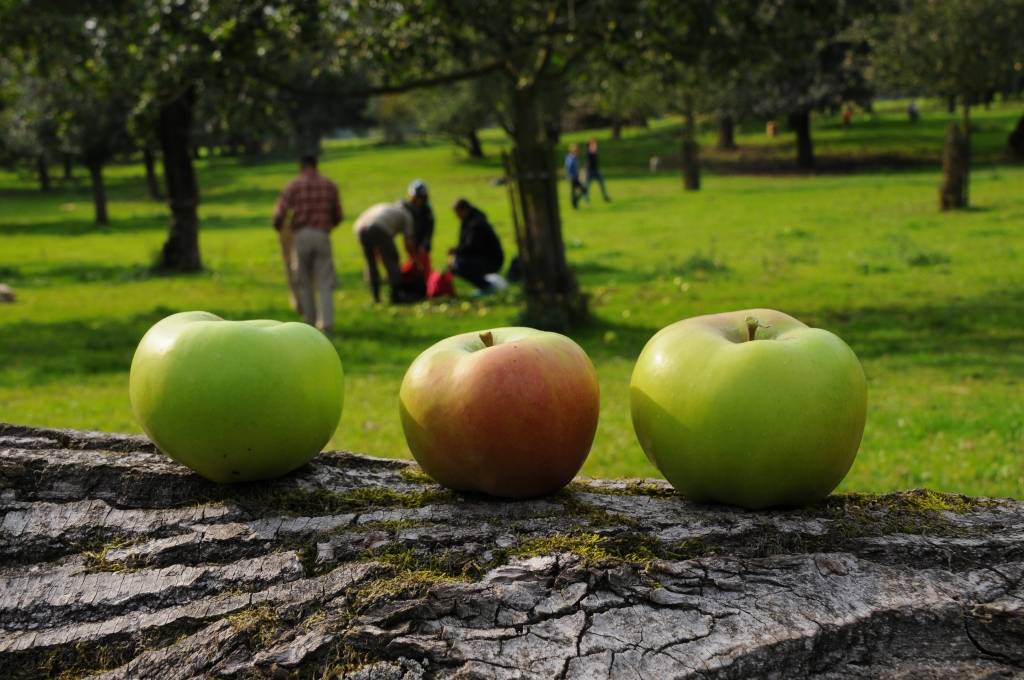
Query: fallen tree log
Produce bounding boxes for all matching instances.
[1,423,1022,679]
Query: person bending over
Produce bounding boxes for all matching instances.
[449,198,504,295]
[353,201,417,304]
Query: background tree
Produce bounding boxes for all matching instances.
[0,69,62,192]
[412,76,503,158]
[62,97,131,226]
[568,66,663,140]
[872,0,1024,208]
[637,0,735,191]
[70,2,368,271]
[55,17,135,226]
[367,93,420,145]
[370,0,639,328]
[740,0,878,170]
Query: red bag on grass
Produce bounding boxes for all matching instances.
[398,251,432,301]
[426,270,456,298]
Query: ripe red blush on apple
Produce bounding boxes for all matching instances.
[399,327,600,498]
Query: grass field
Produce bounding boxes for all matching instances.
[2,99,1022,499]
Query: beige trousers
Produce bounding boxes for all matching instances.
[279,226,302,313]
[291,228,335,331]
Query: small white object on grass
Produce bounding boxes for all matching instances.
[484,273,509,291]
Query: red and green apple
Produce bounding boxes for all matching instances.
[399,327,600,498]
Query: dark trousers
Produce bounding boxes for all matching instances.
[569,176,587,208]
[585,169,610,201]
[359,225,402,303]
[452,254,502,291]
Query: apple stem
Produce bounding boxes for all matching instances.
[744,316,771,341]
[479,331,494,348]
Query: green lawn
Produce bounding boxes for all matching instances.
[2,99,1022,499]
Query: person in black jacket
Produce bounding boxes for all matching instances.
[449,198,504,294]
[585,138,611,202]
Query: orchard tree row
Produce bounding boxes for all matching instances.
[1,0,1022,328]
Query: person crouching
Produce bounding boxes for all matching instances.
[449,198,503,296]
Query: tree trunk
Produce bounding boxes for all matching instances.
[947,95,956,113]
[1,422,1023,680]
[243,138,263,156]
[157,87,202,272]
[962,102,971,207]
[87,161,108,226]
[143,147,163,201]
[62,153,74,180]
[611,118,623,140]
[717,114,736,150]
[789,109,815,170]
[1008,114,1024,158]
[681,95,700,191]
[508,83,585,331]
[36,156,50,191]
[466,129,484,159]
[940,122,968,210]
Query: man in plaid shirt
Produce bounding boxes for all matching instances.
[272,155,343,334]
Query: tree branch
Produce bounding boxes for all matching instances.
[254,62,503,100]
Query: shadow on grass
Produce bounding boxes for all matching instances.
[1,310,175,383]
[0,213,263,237]
[575,286,1024,373]
[200,187,280,206]
[0,303,466,386]
[4,286,1023,387]
[796,292,1024,375]
[0,263,159,287]
[596,118,1021,179]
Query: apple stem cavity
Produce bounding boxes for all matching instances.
[479,331,494,348]
[744,316,771,342]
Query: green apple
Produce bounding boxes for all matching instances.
[129,311,344,483]
[399,327,600,498]
[630,309,866,509]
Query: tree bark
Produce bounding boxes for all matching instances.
[611,118,623,140]
[681,95,700,191]
[947,95,956,113]
[36,156,50,191]
[717,114,736,150]
[508,83,585,331]
[466,129,484,159]
[243,138,263,156]
[1,422,1022,680]
[62,153,74,180]
[143,147,163,201]
[962,102,971,207]
[1009,114,1024,159]
[86,161,108,226]
[789,109,815,170]
[157,87,202,272]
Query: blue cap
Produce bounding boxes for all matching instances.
[408,179,428,197]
